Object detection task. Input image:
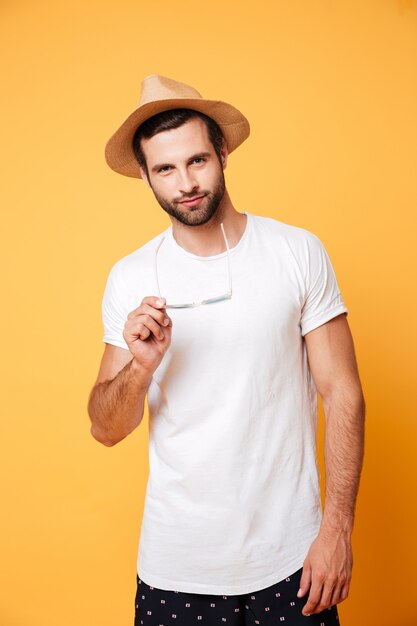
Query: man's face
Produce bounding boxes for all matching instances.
[139,117,228,227]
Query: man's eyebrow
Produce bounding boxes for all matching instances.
[151,152,212,173]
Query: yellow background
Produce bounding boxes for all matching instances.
[1,1,416,625]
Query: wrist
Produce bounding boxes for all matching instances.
[130,357,154,386]
[320,503,355,536]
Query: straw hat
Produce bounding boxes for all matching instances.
[104,74,250,179]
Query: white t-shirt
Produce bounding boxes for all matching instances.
[101,212,348,595]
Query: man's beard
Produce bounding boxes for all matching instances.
[149,167,226,227]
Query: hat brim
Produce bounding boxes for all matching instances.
[104,98,250,179]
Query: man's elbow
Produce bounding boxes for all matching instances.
[89,421,141,447]
[322,383,366,417]
[90,424,121,447]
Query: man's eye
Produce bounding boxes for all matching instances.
[159,166,171,173]
[193,158,205,164]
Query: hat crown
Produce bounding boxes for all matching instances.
[139,74,203,107]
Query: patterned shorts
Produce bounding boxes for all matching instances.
[134,567,340,625]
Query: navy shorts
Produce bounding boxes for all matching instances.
[134,567,340,625]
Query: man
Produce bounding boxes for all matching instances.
[88,74,365,626]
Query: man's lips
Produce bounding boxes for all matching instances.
[179,194,207,206]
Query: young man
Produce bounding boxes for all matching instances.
[88,74,365,626]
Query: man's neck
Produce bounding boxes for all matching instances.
[170,192,247,257]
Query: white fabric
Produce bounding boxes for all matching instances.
[101,212,348,594]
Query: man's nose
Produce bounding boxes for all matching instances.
[178,169,199,195]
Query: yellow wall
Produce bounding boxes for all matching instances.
[1,1,416,624]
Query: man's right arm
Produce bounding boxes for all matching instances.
[88,295,172,446]
[87,347,153,447]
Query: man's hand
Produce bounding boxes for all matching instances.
[297,528,353,616]
[123,296,172,374]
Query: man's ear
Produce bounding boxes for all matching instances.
[220,138,229,170]
[139,166,151,187]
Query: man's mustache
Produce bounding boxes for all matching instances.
[176,192,209,203]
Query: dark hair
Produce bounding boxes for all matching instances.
[132,108,224,180]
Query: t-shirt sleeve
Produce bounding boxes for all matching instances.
[299,232,348,337]
[101,261,130,351]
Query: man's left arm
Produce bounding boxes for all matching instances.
[297,312,366,616]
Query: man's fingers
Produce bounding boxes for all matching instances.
[129,315,165,342]
[329,583,343,608]
[125,293,174,344]
[126,298,172,336]
[339,579,351,603]
[134,324,151,341]
[304,573,346,615]
[302,575,323,616]
[317,577,336,612]
[141,295,167,309]
[128,297,167,316]
[297,564,311,598]
[140,303,170,326]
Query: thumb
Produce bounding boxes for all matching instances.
[297,563,311,598]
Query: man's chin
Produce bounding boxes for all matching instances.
[179,208,215,226]
[169,203,219,227]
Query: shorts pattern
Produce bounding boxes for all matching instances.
[134,567,340,625]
